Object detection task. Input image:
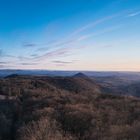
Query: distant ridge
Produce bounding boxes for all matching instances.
[5,74,19,78]
[73,72,89,78]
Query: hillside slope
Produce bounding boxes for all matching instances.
[0,75,140,140]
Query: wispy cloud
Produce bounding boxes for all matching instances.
[23,42,37,47]
[17,47,71,63]
[4,55,17,58]
[20,62,39,65]
[71,14,120,36]
[37,39,76,52]
[37,24,121,56]
[0,62,8,64]
[127,11,140,17]
[76,25,122,41]
[0,49,3,56]
[32,47,72,61]
[28,21,122,64]
[1,11,129,69]
[0,62,16,68]
[0,65,5,68]
[52,60,74,64]
[37,13,123,53]
[30,54,39,57]
[0,49,17,59]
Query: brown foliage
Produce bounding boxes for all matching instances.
[0,76,140,140]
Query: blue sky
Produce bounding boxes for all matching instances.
[0,0,140,71]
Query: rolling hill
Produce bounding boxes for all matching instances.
[0,74,140,140]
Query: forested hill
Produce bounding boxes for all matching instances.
[0,74,140,140]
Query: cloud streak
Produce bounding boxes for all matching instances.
[0,62,8,64]
[0,49,3,56]
[76,25,122,41]
[23,42,37,47]
[71,14,121,36]
[37,12,124,53]
[32,47,73,61]
[37,39,75,52]
[52,60,74,64]
[0,10,132,70]
[20,62,39,66]
[127,11,140,17]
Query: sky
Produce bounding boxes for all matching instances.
[0,0,140,71]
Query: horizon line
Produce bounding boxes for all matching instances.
[0,68,140,73]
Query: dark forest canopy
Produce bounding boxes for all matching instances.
[0,74,140,140]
